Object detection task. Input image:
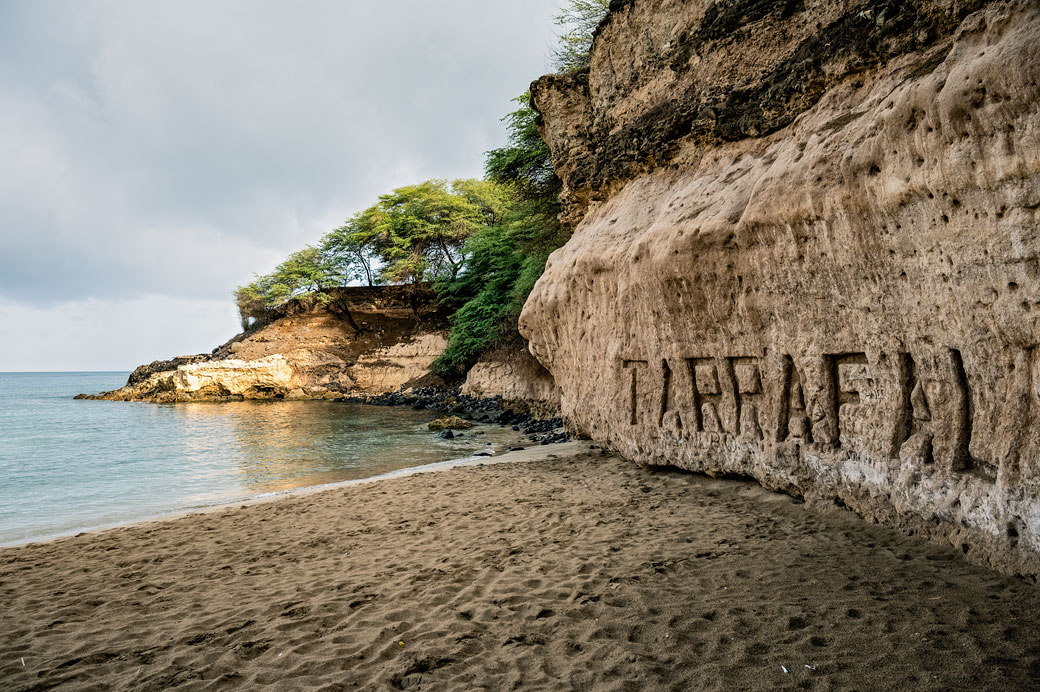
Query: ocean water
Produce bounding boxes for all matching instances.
[0,372,509,546]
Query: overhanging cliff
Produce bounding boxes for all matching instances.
[520,0,1040,576]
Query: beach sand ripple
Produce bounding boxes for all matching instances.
[3,452,1040,690]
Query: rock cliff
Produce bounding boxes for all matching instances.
[521,0,1040,576]
[461,341,561,416]
[83,287,449,402]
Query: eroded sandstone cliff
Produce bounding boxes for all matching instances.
[84,287,449,402]
[521,0,1040,575]
[461,341,562,416]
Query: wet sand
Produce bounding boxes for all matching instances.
[2,448,1039,691]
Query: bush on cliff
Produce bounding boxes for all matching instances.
[432,196,565,377]
[552,0,611,72]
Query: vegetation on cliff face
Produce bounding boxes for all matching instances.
[235,0,609,376]
[551,0,611,72]
[432,93,569,377]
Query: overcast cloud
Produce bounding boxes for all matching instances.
[0,0,560,370]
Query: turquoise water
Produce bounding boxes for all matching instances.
[0,372,506,546]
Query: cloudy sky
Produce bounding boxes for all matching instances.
[0,0,561,371]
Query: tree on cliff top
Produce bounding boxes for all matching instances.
[234,247,338,329]
[552,0,611,72]
[360,178,513,285]
[234,179,512,328]
[320,213,380,287]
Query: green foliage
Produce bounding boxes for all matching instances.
[552,0,611,72]
[433,196,566,377]
[234,281,268,331]
[484,94,558,201]
[362,179,512,285]
[320,213,380,287]
[234,247,337,328]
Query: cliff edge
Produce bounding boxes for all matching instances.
[520,0,1040,576]
[82,287,449,402]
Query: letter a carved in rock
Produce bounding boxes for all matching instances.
[777,356,813,443]
[685,358,731,434]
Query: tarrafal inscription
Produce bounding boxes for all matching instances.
[623,348,981,478]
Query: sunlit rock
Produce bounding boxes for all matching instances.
[521,0,1040,576]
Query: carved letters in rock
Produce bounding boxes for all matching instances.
[520,0,1040,575]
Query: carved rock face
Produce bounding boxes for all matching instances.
[521,0,1040,575]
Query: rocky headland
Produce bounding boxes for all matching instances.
[82,286,559,413]
[82,287,450,403]
[520,0,1040,576]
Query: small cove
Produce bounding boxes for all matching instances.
[0,372,516,545]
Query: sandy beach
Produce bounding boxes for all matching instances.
[3,448,1040,691]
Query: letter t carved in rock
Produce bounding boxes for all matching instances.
[623,360,650,425]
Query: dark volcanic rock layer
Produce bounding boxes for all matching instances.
[521,0,1040,576]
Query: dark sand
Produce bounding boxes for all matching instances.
[2,450,1039,691]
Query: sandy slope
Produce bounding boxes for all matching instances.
[2,450,1039,691]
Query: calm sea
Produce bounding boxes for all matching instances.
[0,372,507,546]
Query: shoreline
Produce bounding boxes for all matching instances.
[1,439,586,550]
[4,450,1040,690]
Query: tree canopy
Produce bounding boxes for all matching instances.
[234,247,338,329]
[234,178,514,328]
[364,179,513,285]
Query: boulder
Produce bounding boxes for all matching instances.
[428,416,475,431]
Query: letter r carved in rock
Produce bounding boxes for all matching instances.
[729,357,765,440]
[685,357,729,434]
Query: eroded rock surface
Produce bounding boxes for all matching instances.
[462,342,562,416]
[349,333,449,392]
[84,287,448,402]
[521,0,1040,575]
